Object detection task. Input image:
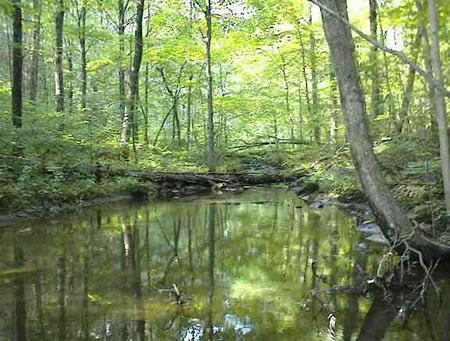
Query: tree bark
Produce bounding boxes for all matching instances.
[427,0,450,214]
[12,0,23,128]
[205,0,216,171]
[55,0,65,114]
[29,0,41,105]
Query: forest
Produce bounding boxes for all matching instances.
[1,0,450,339]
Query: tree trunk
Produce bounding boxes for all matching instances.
[427,0,450,214]
[205,0,216,171]
[297,76,303,142]
[415,0,437,132]
[120,0,144,162]
[79,5,87,113]
[55,0,65,114]
[315,0,450,259]
[309,3,320,143]
[12,0,23,128]
[279,54,293,142]
[144,63,150,146]
[329,62,339,147]
[397,28,422,134]
[187,75,193,150]
[66,44,73,114]
[118,0,127,157]
[318,0,411,236]
[369,0,380,118]
[298,27,312,141]
[29,0,41,105]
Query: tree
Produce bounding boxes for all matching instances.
[11,0,22,129]
[118,0,127,154]
[314,0,450,259]
[368,0,380,118]
[120,0,145,161]
[205,0,216,171]
[55,0,65,115]
[29,0,41,105]
[427,0,450,215]
[309,2,320,143]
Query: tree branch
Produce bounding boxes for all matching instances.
[308,0,450,97]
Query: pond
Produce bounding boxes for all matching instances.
[1,187,449,340]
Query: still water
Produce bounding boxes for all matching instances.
[1,187,449,340]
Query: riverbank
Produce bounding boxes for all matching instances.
[0,164,302,226]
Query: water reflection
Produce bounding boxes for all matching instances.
[0,187,448,340]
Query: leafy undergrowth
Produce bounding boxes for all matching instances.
[0,160,156,213]
[282,136,446,230]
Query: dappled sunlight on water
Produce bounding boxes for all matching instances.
[1,187,449,340]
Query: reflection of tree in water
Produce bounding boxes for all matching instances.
[310,256,450,341]
[2,188,450,340]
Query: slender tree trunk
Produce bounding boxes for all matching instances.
[309,4,320,143]
[297,76,303,142]
[378,15,395,130]
[329,62,338,147]
[123,0,144,163]
[66,42,73,114]
[144,63,149,146]
[427,0,450,214]
[29,0,41,105]
[279,55,293,142]
[12,0,23,128]
[369,0,380,118]
[205,0,215,171]
[79,5,87,113]
[298,29,313,140]
[415,0,436,132]
[397,28,422,134]
[118,0,127,156]
[187,75,193,150]
[55,0,65,114]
